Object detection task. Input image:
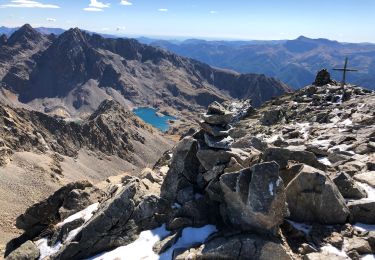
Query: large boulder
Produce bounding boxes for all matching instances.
[285,164,350,224]
[5,240,40,260]
[16,181,101,238]
[53,178,167,259]
[220,162,288,234]
[161,137,200,202]
[348,200,375,224]
[333,172,367,199]
[174,233,293,260]
[263,147,326,170]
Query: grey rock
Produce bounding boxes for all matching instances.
[161,137,200,202]
[345,237,372,254]
[200,121,232,137]
[16,181,97,238]
[5,240,40,260]
[353,171,375,187]
[202,112,234,125]
[286,164,350,224]
[197,147,250,171]
[348,200,375,224]
[263,147,326,170]
[176,186,195,204]
[202,164,226,182]
[53,179,167,259]
[220,162,288,234]
[174,233,293,260]
[333,172,367,199]
[207,101,227,115]
[261,108,285,126]
[204,133,234,150]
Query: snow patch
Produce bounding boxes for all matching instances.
[320,244,348,258]
[57,202,99,227]
[353,223,375,232]
[35,239,62,260]
[356,182,375,201]
[159,225,217,260]
[318,157,332,166]
[361,254,375,260]
[269,182,274,196]
[88,225,170,260]
[287,220,311,234]
[36,203,99,259]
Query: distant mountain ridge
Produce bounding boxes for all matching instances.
[0,24,291,120]
[148,36,375,90]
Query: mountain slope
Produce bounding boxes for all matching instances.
[0,98,172,250]
[150,36,375,90]
[0,25,291,120]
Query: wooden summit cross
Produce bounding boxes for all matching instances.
[333,57,358,87]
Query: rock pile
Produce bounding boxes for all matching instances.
[200,101,234,149]
[313,69,334,86]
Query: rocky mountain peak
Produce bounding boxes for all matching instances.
[88,99,131,120]
[0,34,7,45]
[54,27,90,50]
[6,23,43,46]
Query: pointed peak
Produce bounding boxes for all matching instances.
[58,27,89,45]
[7,23,43,46]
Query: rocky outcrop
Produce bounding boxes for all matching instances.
[285,164,350,224]
[220,162,288,234]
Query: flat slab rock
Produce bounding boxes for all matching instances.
[353,171,375,187]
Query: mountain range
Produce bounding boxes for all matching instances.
[0,24,290,122]
[148,36,375,90]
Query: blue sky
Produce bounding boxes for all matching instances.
[0,0,374,42]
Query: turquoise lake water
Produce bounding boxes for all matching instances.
[133,107,176,132]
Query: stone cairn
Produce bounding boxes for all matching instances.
[200,101,234,150]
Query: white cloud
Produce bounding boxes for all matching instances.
[46,17,56,22]
[83,7,103,12]
[209,10,218,14]
[0,0,60,9]
[83,0,109,11]
[120,0,132,6]
[158,8,168,12]
[89,0,110,8]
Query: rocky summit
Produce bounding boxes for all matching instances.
[4,76,375,259]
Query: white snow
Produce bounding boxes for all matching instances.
[88,225,171,260]
[159,225,217,260]
[286,220,311,234]
[297,123,310,140]
[361,255,375,260]
[36,203,100,259]
[265,135,281,143]
[320,244,349,258]
[57,202,99,227]
[342,118,353,126]
[318,157,332,166]
[35,239,62,260]
[87,225,217,260]
[353,223,375,232]
[269,183,274,196]
[356,182,375,201]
